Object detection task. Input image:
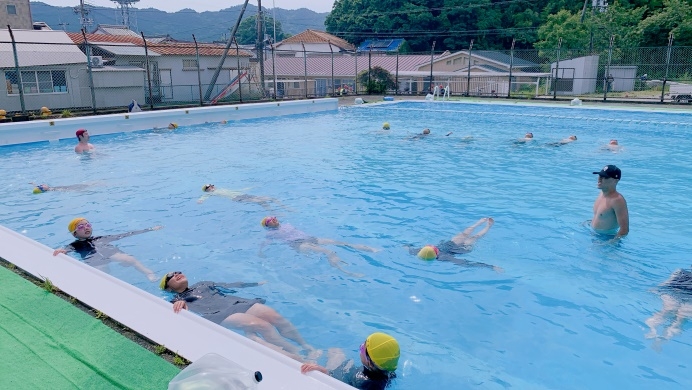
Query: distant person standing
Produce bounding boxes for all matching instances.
[591,165,629,238]
[74,129,95,154]
[128,99,142,112]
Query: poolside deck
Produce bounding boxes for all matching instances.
[0,265,180,388]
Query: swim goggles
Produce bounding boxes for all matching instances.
[75,222,92,231]
[163,271,181,287]
[203,184,214,191]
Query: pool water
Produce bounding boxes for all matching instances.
[1,101,691,389]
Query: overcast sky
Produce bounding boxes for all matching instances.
[34,0,335,13]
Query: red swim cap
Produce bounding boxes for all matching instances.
[75,129,87,139]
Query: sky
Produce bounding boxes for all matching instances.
[34,0,336,13]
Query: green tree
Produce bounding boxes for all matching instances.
[357,66,396,93]
[236,14,286,45]
[534,10,589,55]
[638,0,692,46]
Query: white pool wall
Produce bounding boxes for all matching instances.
[0,98,338,146]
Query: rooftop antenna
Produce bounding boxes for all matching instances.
[73,0,94,30]
[111,0,140,30]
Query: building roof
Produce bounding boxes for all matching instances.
[357,39,406,52]
[91,24,141,37]
[434,50,539,68]
[263,54,440,77]
[0,30,87,68]
[92,42,156,57]
[67,33,252,57]
[278,30,355,51]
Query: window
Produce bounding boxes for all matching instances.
[6,5,17,15]
[182,59,198,69]
[293,81,300,88]
[446,60,451,65]
[5,70,68,95]
[453,58,460,65]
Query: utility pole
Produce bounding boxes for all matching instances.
[257,0,266,97]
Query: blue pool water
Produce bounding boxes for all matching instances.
[1,101,691,389]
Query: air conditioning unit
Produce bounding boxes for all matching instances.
[90,56,104,68]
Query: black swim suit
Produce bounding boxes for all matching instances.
[171,281,266,324]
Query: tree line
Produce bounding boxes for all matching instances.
[324,0,692,52]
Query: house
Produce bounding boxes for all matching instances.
[0,0,32,30]
[262,54,441,98]
[274,30,355,57]
[68,32,255,104]
[1,29,90,112]
[260,48,550,98]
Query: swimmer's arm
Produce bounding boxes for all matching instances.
[172,300,188,313]
[53,245,75,256]
[301,363,329,375]
[197,194,210,204]
[258,240,271,258]
[106,226,163,241]
[217,281,266,289]
[614,198,629,238]
[443,256,497,270]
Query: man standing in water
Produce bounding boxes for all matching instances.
[591,165,629,238]
[74,129,95,153]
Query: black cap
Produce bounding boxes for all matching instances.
[593,165,621,180]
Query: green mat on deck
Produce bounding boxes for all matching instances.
[0,266,179,389]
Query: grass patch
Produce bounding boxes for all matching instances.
[154,345,167,355]
[173,353,190,366]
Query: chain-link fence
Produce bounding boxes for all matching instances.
[2,29,691,120]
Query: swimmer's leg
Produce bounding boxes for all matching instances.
[245,334,305,362]
[664,303,692,339]
[109,252,157,282]
[645,294,678,339]
[316,238,379,253]
[246,303,315,353]
[325,348,347,370]
[452,217,494,246]
[222,312,301,355]
[299,243,364,278]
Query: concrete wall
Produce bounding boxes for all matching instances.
[92,68,146,109]
[607,66,637,92]
[0,0,32,30]
[552,55,599,95]
[1,64,92,112]
[0,98,339,146]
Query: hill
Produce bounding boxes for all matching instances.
[29,2,327,42]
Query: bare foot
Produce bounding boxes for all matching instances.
[486,217,495,227]
[147,273,158,282]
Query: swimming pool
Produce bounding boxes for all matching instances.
[1,100,691,389]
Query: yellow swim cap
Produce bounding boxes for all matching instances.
[366,332,400,372]
[159,275,169,290]
[33,187,43,194]
[382,122,390,130]
[417,245,439,260]
[68,217,87,233]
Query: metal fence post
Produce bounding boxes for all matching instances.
[301,41,308,98]
[354,50,358,95]
[661,32,674,103]
[368,44,372,91]
[508,38,515,98]
[465,40,474,96]
[271,39,277,99]
[7,26,26,113]
[141,32,154,110]
[235,38,243,103]
[192,34,203,106]
[603,35,614,101]
[81,29,97,114]
[395,48,399,96]
[553,37,562,100]
[430,41,436,93]
[329,40,334,96]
